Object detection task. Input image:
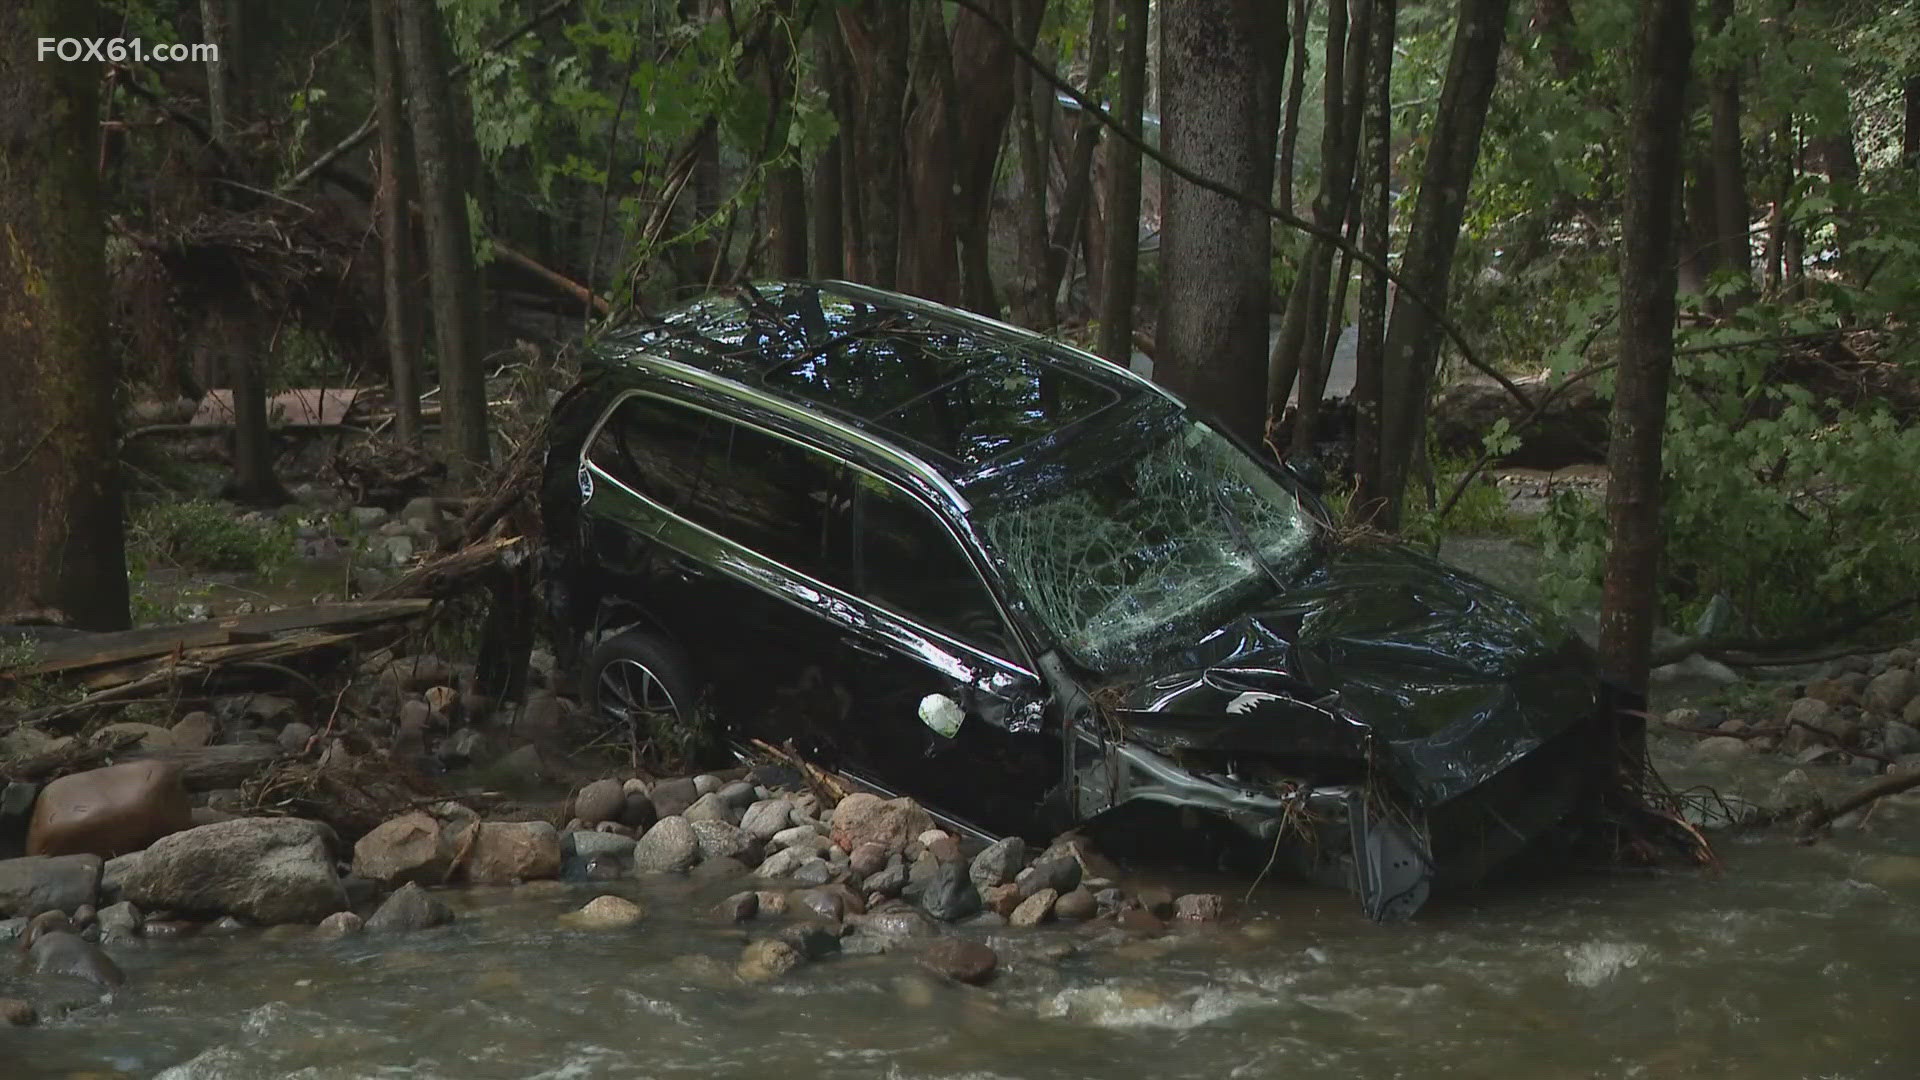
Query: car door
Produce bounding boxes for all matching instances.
[825,471,1058,836]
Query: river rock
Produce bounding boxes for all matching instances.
[754,847,804,879]
[633,816,700,873]
[982,882,1022,917]
[29,930,124,988]
[365,882,454,931]
[118,818,346,925]
[1018,855,1082,899]
[314,911,363,938]
[1881,721,1920,758]
[620,792,658,831]
[1866,669,1917,716]
[352,811,454,886]
[170,711,216,748]
[565,894,645,929]
[0,854,101,916]
[849,841,890,879]
[740,799,793,841]
[770,824,831,854]
[1692,735,1751,760]
[466,822,561,884]
[573,779,626,826]
[969,836,1026,891]
[26,761,193,859]
[864,860,908,897]
[692,856,749,882]
[651,777,699,820]
[737,938,802,981]
[790,857,834,886]
[1,997,36,1026]
[780,921,843,960]
[793,886,849,922]
[716,891,759,922]
[93,721,176,751]
[278,722,316,755]
[920,939,998,985]
[690,819,755,864]
[1010,887,1058,927]
[1175,893,1226,921]
[919,861,982,922]
[1055,886,1097,921]
[684,791,740,826]
[831,793,934,856]
[96,900,141,939]
[567,830,635,862]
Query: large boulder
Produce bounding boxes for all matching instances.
[0,854,101,916]
[352,811,455,886]
[830,793,934,857]
[27,930,124,988]
[465,821,561,884]
[117,818,346,925]
[26,761,193,858]
[1429,371,1610,468]
[572,779,626,826]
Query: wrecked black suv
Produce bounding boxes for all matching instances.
[541,281,1620,920]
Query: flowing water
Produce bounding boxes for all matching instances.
[11,785,1920,1080]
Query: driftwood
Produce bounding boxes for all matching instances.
[242,756,447,841]
[0,731,141,783]
[373,535,529,601]
[129,743,285,791]
[1795,770,1920,838]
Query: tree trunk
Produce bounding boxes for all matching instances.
[1276,0,1312,219]
[371,0,422,446]
[1705,0,1750,305]
[1904,75,1919,169]
[1350,0,1395,515]
[813,25,848,279]
[836,2,910,287]
[396,0,490,480]
[0,0,130,631]
[1095,0,1150,364]
[1812,119,1859,280]
[764,11,810,279]
[1600,0,1692,705]
[1156,0,1285,446]
[1374,0,1512,529]
[1010,2,1057,328]
[1040,0,1111,311]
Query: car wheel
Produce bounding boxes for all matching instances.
[579,632,711,769]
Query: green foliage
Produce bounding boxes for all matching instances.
[128,500,293,575]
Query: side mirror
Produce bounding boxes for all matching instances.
[1284,454,1327,493]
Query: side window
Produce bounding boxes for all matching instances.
[854,476,1010,656]
[683,418,850,584]
[584,395,714,513]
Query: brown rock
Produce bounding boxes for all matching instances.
[1174,893,1226,922]
[1054,886,1097,921]
[1866,669,1918,716]
[573,779,627,826]
[755,890,789,917]
[983,882,1022,917]
[925,835,962,863]
[849,841,890,879]
[352,812,455,886]
[920,939,997,985]
[93,722,176,751]
[715,891,759,922]
[830,793,934,856]
[0,997,35,1026]
[465,821,561,884]
[170,711,216,748]
[26,761,193,859]
[1010,887,1058,927]
[737,938,802,981]
[1118,908,1166,935]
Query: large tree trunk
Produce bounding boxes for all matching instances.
[1095,0,1150,363]
[1350,0,1396,515]
[1600,0,1692,704]
[836,2,911,287]
[396,0,490,480]
[1374,0,1511,528]
[371,0,422,446]
[1156,0,1284,446]
[0,0,130,631]
[1040,0,1111,313]
[764,10,810,279]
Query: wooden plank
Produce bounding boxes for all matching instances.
[6,599,430,680]
[74,631,372,692]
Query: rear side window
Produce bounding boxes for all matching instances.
[585,395,715,513]
[688,418,850,585]
[853,475,1009,656]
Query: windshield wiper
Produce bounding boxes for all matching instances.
[1209,485,1292,599]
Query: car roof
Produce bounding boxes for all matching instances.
[585,281,1182,498]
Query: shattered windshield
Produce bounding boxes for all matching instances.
[981,421,1316,672]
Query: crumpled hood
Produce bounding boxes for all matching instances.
[1116,543,1599,806]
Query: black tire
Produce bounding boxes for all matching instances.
[578,631,713,767]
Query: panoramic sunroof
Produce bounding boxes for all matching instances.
[875,353,1118,467]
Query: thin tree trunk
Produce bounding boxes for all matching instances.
[1276,0,1312,219]
[1157,0,1285,446]
[371,0,421,446]
[1350,0,1396,515]
[1095,0,1150,363]
[1600,0,1692,711]
[1374,0,1512,529]
[1706,0,1750,306]
[0,0,130,630]
[764,8,810,279]
[1010,1,1057,328]
[1905,75,1920,169]
[396,0,490,479]
[1812,120,1859,280]
[1041,0,1111,310]
[812,131,845,279]
[837,2,910,288]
